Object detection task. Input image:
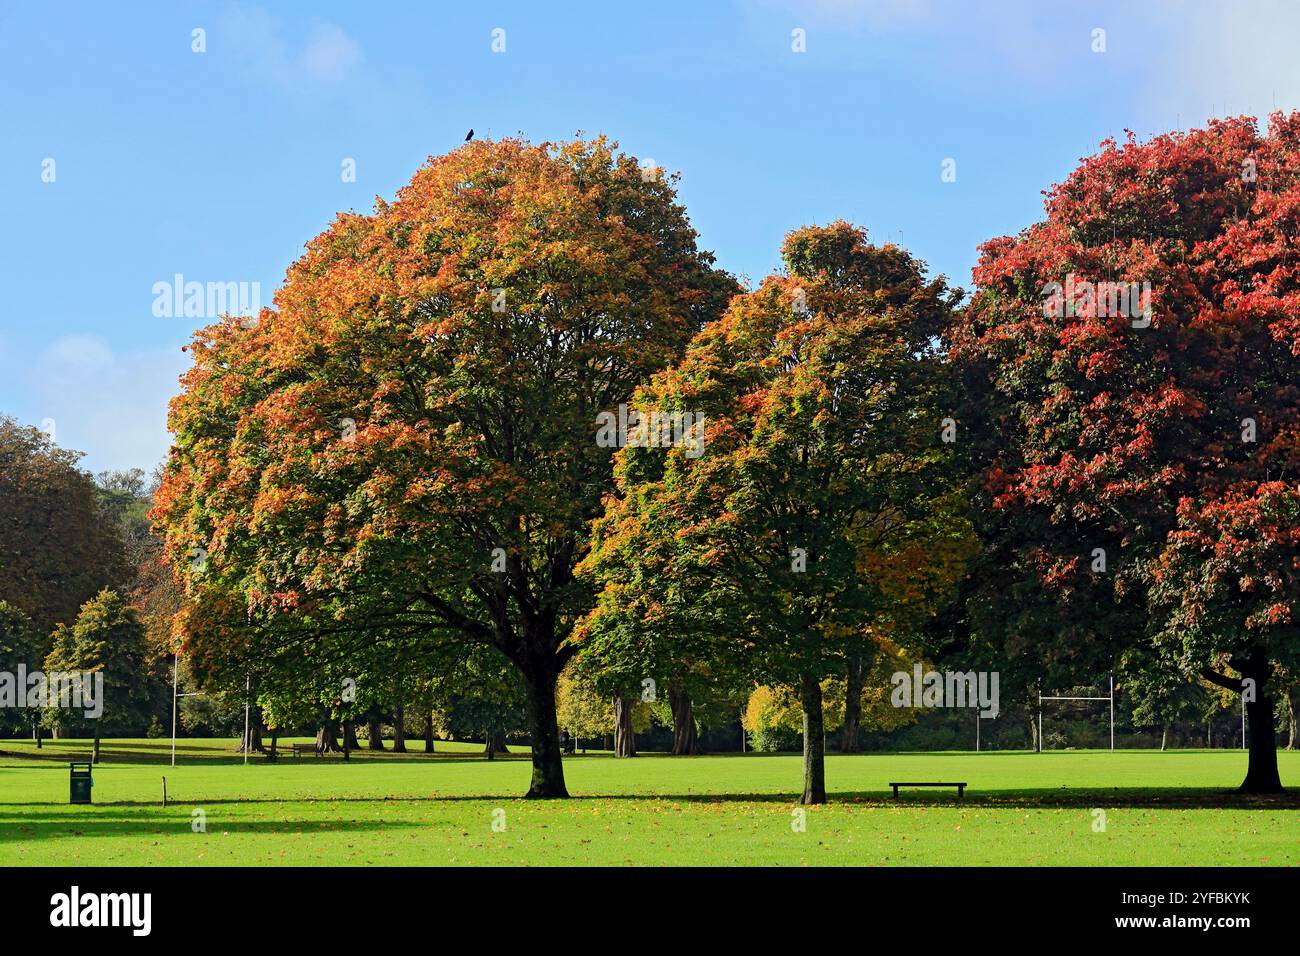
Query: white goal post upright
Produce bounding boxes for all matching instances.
[1037,674,1115,751]
[169,647,206,768]
[244,674,251,766]
[170,652,178,768]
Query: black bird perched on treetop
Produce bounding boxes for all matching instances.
[465,129,474,142]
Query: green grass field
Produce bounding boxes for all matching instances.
[1,738,1296,866]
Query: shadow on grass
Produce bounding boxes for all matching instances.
[4,747,1271,767]
[0,814,430,841]
[2,787,1294,811]
[0,751,540,768]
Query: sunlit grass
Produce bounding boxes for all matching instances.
[1,739,1295,866]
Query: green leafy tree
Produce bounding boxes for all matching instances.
[1119,646,1208,750]
[0,601,41,737]
[425,645,526,756]
[556,664,615,744]
[43,589,160,762]
[94,468,155,572]
[0,418,126,633]
[583,222,961,802]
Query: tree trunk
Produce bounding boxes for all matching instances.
[392,704,406,753]
[34,723,41,749]
[1205,651,1285,793]
[92,724,101,764]
[521,660,568,798]
[798,672,826,805]
[317,723,341,754]
[482,730,509,758]
[1241,692,1283,792]
[343,721,360,751]
[1287,688,1297,751]
[613,696,637,757]
[424,712,435,752]
[367,716,384,750]
[668,684,699,755]
[238,709,264,753]
[1160,726,1168,752]
[1241,681,1283,793]
[841,654,864,753]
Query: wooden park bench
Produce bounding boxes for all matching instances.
[889,781,966,799]
[291,743,319,758]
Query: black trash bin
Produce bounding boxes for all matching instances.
[69,761,93,804]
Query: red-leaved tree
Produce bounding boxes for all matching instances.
[952,114,1300,792]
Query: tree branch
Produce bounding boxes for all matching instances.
[1199,668,1243,692]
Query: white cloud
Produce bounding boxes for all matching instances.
[223,4,362,92]
[26,335,190,473]
[300,23,362,84]
[759,0,1300,123]
[44,334,114,370]
[749,0,1085,82]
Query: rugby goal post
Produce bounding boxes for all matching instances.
[168,649,210,768]
[1037,674,1115,752]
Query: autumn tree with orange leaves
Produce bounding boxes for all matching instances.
[152,136,736,797]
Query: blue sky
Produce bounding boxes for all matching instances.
[2,0,1298,473]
